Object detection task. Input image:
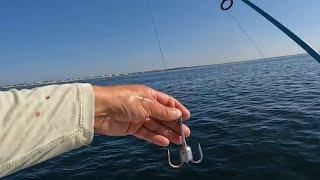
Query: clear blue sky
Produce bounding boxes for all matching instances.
[0,0,319,84]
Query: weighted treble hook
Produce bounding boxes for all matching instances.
[167,118,203,168]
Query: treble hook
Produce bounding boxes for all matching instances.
[167,118,203,168]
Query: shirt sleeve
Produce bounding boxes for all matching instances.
[0,83,95,177]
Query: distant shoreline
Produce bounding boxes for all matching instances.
[0,52,312,89]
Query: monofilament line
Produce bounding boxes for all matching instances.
[146,0,168,70]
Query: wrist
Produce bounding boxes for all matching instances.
[93,85,104,133]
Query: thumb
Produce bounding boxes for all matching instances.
[148,101,182,121]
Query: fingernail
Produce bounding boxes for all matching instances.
[174,109,182,118]
[162,139,170,147]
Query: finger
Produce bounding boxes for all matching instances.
[143,118,182,145]
[134,126,170,147]
[151,89,191,120]
[148,101,182,121]
[161,121,191,137]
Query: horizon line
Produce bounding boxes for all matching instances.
[0,51,316,88]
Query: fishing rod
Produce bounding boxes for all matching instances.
[221,0,320,63]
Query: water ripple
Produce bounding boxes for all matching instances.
[8,55,320,179]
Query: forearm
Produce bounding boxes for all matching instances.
[0,83,95,177]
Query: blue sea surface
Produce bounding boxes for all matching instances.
[6,54,320,179]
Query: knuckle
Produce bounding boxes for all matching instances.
[140,103,151,118]
[163,106,170,119]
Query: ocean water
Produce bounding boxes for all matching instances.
[6,54,320,179]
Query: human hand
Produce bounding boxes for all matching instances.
[93,85,191,147]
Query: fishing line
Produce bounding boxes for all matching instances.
[226,11,265,59]
[146,0,175,91]
[146,0,167,71]
[216,0,265,59]
[145,0,203,168]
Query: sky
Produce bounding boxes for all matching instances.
[0,0,319,84]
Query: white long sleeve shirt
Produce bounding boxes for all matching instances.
[0,83,95,177]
